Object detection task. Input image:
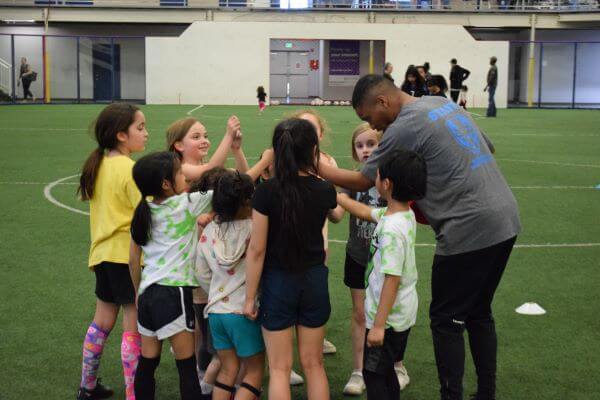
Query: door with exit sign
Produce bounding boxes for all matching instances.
[269,51,309,102]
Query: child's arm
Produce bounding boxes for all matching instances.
[182,115,240,181]
[367,274,402,347]
[336,192,376,223]
[328,204,345,223]
[196,245,212,294]
[245,148,274,182]
[128,241,143,298]
[244,210,269,320]
[231,131,250,174]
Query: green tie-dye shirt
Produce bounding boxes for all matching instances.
[365,207,418,332]
[139,191,212,295]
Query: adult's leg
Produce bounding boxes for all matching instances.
[171,331,202,400]
[466,238,516,400]
[297,325,329,400]
[430,254,468,400]
[450,89,459,103]
[490,86,497,116]
[262,327,294,400]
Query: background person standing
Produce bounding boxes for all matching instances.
[485,56,498,117]
[17,57,36,101]
[449,58,470,103]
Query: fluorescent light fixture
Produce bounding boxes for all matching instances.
[2,20,37,23]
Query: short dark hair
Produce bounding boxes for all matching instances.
[378,149,427,202]
[351,74,395,109]
[490,56,497,65]
[450,58,457,64]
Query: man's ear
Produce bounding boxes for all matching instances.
[376,94,390,109]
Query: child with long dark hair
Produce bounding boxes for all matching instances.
[400,65,427,98]
[76,102,147,400]
[128,152,213,400]
[257,86,267,114]
[196,170,265,400]
[244,118,338,400]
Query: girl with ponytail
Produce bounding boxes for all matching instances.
[128,151,213,399]
[244,118,338,400]
[76,103,147,400]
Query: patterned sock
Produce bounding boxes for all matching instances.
[80,322,110,390]
[121,331,141,400]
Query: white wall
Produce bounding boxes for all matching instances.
[146,21,509,108]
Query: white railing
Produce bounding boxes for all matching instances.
[0,0,598,11]
[0,57,12,96]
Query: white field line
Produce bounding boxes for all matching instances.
[43,175,89,216]
[329,239,600,249]
[497,158,600,169]
[511,133,599,137]
[186,104,204,115]
[0,181,77,185]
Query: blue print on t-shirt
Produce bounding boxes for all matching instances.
[444,114,492,170]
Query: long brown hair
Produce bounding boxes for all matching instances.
[77,103,140,201]
[166,117,198,157]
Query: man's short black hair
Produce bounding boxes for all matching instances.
[378,149,427,202]
[450,58,457,64]
[351,74,395,109]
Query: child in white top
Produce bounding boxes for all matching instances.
[196,170,265,400]
[128,151,213,399]
[336,149,427,400]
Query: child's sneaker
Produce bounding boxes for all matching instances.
[343,371,366,396]
[76,379,114,400]
[395,364,410,390]
[322,338,337,354]
[290,369,304,386]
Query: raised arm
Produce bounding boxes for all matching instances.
[245,148,274,182]
[244,210,268,320]
[336,192,376,223]
[231,130,250,174]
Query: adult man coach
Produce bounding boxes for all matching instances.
[449,58,470,103]
[318,75,521,400]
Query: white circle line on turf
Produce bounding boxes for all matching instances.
[186,104,204,115]
[329,240,600,249]
[43,175,90,216]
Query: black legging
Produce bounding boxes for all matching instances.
[22,78,33,100]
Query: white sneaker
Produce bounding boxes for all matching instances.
[343,371,365,396]
[395,364,410,390]
[323,338,337,354]
[290,369,304,386]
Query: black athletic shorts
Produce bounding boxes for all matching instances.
[94,261,136,305]
[344,253,367,290]
[137,284,195,340]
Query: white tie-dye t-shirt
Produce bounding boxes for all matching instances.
[365,207,418,333]
[139,191,212,295]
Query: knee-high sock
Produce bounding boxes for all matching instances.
[80,322,110,390]
[176,356,202,400]
[122,331,141,400]
[134,356,160,400]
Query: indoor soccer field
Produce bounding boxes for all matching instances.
[0,104,598,400]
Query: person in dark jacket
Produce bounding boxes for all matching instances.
[485,56,498,117]
[426,75,448,97]
[17,57,35,101]
[449,58,470,103]
[400,65,427,98]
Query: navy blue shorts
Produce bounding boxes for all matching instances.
[259,264,331,331]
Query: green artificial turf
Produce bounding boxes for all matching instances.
[0,104,599,399]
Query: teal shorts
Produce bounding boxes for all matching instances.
[208,313,265,357]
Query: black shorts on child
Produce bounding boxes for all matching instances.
[364,328,410,375]
[94,261,136,305]
[259,264,331,331]
[137,284,195,340]
[344,253,367,290]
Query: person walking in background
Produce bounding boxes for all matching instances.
[485,57,498,117]
[449,58,470,103]
[17,57,35,101]
[383,62,394,84]
[257,86,267,114]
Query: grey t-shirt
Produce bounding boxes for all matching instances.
[342,186,387,266]
[362,96,521,256]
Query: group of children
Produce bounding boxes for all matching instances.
[76,102,427,400]
[397,64,468,109]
